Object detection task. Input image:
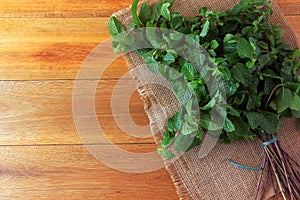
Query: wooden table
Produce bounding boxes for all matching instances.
[0,0,299,199]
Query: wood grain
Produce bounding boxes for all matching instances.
[0,0,133,18]
[0,16,299,81]
[277,0,300,15]
[0,80,153,145]
[0,0,297,18]
[0,18,129,80]
[0,144,177,200]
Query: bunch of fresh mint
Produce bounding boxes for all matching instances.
[109,0,299,152]
[109,0,300,198]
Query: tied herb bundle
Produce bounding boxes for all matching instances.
[108,0,300,199]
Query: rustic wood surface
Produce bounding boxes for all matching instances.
[0,0,298,199]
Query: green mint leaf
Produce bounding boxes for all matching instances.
[131,0,142,26]
[227,106,240,117]
[223,34,235,43]
[161,131,173,148]
[221,22,238,34]
[234,91,247,105]
[257,41,269,50]
[181,122,196,136]
[226,117,250,143]
[145,25,161,48]
[138,50,160,74]
[236,38,254,59]
[246,96,261,111]
[264,77,275,95]
[208,49,216,57]
[199,114,223,131]
[108,16,125,37]
[158,65,168,78]
[231,63,252,87]
[249,37,259,56]
[258,54,271,67]
[210,40,219,49]
[199,7,207,17]
[276,87,293,113]
[292,110,300,118]
[293,49,300,59]
[200,20,210,37]
[286,82,300,94]
[272,24,285,40]
[218,66,231,81]
[168,67,182,81]
[246,60,255,68]
[174,82,193,104]
[224,117,235,132]
[281,59,293,79]
[262,69,284,81]
[138,2,152,24]
[170,15,183,29]
[226,0,249,15]
[224,79,239,97]
[151,1,163,22]
[167,109,182,132]
[170,32,183,41]
[200,98,216,110]
[244,111,264,129]
[259,112,281,134]
[289,93,300,111]
[187,81,198,90]
[163,52,176,64]
[161,3,171,20]
[145,58,159,74]
[184,109,198,125]
[269,35,275,47]
[181,61,198,81]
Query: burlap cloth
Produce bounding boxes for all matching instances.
[113,0,300,199]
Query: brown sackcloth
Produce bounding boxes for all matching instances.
[113,0,300,199]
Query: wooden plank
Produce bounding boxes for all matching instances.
[0,0,133,18]
[0,16,299,81]
[0,18,109,43]
[0,144,177,199]
[277,0,300,15]
[0,0,298,18]
[0,80,154,145]
[0,44,129,81]
[0,18,130,80]
[285,16,300,43]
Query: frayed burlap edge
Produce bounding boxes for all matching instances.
[112,0,299,199]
